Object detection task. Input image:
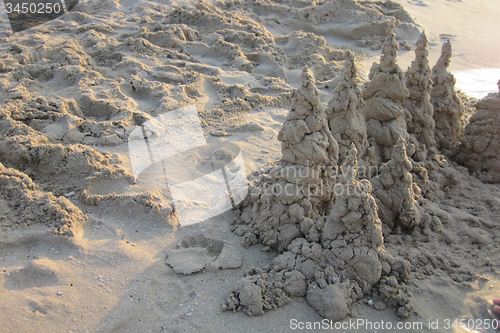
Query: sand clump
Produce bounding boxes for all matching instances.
[457,80,500,183]
[430,39,466,155]
[165,233,242,275]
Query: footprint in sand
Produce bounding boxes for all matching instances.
[165,233,242,275]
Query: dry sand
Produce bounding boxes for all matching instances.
[1,0,500,332]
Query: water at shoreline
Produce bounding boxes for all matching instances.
[453,69,500,99]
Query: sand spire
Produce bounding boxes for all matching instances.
[361,22,411,163]
[370,137,421,231]
[237,66,339,251]
[430,40,465,155]
[326,51,368,166]
[404,31,436,152]
[279,66,339,166]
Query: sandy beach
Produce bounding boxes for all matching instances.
[1,0,500,332]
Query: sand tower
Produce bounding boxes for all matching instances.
[326,51,369,168]
[238,66,339,251]
[404,31,437,153]
[361,22,411,163]
[430,40,465,155]
[370,137,421,231]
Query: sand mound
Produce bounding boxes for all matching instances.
[457,80,500,183]
[0,162,85,235]
[226,145,413,319]
[0,117,130,195]
[237,0,419,42]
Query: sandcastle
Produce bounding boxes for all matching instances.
[226,145,413,320]
[226,29,479,322]
[361,22,411,163]
[430,40,466,155]
[457,80,500,183]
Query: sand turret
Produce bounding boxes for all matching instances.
[370,137,421,231]
[431,40,465,154]
[361,22,411,162]
[237,67,339,251]
[404,31,436,152]
[321,144,384,286]
[279,66,338,166]
[326,51,368,166]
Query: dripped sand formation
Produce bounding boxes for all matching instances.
[431,40,466,155]
[321,144,384,290]
[404,31,436,154]
[236,66,338,251]
[326,50,369,169]
[279,67,338,167]
[361,23,410,163]
[226,145,413,319]
[371,137,422,232]
[457,80,500,183]
[226,28,485,323]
